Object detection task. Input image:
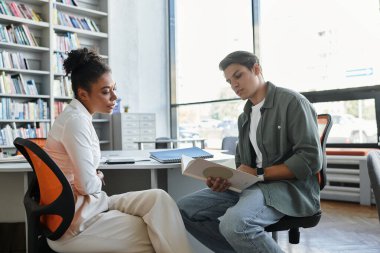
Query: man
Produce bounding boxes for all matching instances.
[177,51,322,253]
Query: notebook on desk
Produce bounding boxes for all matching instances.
[105,157,135,164]
[149,147,213,163]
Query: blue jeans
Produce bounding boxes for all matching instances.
[177,185,285,253]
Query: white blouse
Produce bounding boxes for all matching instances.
[44,99,108,239]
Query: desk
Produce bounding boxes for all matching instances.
[0,149,233,253]
[101,149,231,188]
[134,138,206,150]
[0,149,233,218]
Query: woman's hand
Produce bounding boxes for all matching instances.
[97,170,106,186]
[206,177,231,192]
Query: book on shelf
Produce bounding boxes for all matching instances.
[25,79,38,95]
[10,73,27,94]
[69,16,80,29]
[2,73,38,96]
[0,97,48,120]
[0,1,10,16]
[54,101,69,118]
[79,18,90,31]
[18,3,33,20]
[0,24,39,47]
[55,0,78,7]
[181,155,261,193]
[0,1,43,22]
[150,147,214,163]
[55,10,100,32]
[0,122,50,146]
[54,32,80,52]
[53,76,72,97]
[54,52,67,74]
[0,50,29,70]
[8,2,22,18]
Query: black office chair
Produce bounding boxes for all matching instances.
[265,114,333,243]
[221,136,238,155]
[367,150,380,222]
[14,137,75,253]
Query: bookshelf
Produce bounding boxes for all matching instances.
[0,0,112,151]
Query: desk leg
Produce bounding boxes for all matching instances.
[23,172,28,253]
[150,169,158,189]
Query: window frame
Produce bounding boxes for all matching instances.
[168,0,380,148]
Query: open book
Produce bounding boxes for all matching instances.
[181,155,261,193]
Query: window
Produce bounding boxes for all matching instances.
[170,0,253,148]
[259,0,380,147]
[313,99,377,144]
[260,0,380,92]
[173,0,253,104]
[170,0,380,148]
[176,101,245,148]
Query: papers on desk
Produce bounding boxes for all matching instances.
[0,155,27,163]
[100,156,151,164]
[105,157,135,164]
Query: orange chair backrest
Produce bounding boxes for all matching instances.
[14,137,74,241]
[24,146,63,233]
[16,138,46,155]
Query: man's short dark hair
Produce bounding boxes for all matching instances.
[219,51,259,71]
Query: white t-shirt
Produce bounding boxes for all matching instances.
[44,99,108,239]
[249,99,265,168]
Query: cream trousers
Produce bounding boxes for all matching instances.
[48,189,192,253]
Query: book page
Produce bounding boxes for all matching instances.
[181,155,260,192]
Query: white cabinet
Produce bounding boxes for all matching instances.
[112,113,156,150]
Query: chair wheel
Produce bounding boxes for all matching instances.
[289,228,300,244]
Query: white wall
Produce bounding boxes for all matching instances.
[109,0,170,138]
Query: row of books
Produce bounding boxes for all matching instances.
[0,98,49,120]
[54,10,100,32]
[0,50,29,70]
[54,32,80,52]
[54,101,68,118]
[0,1,43,22]
[54,52,67,74]
[0,72,38,95]
[0,23,39,47]
[0,123,50,146]
[53,76,73,97]
[54,0,78,7]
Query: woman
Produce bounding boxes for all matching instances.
[45,48,192,253]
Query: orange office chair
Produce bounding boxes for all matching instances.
[14,137,75,253]
[15,138,46,155]
[265,114,333,243]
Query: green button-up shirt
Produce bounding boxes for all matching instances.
[236,82,322,217]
